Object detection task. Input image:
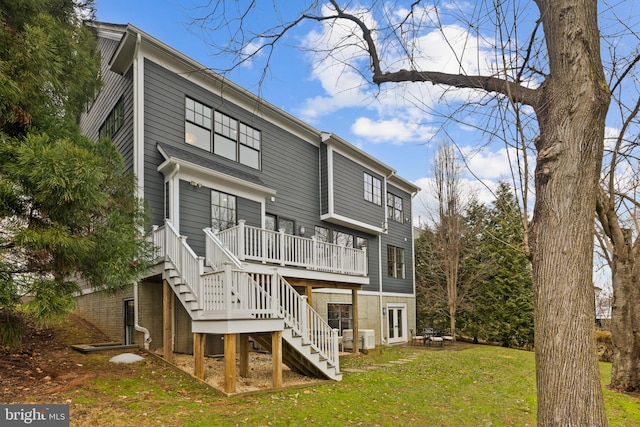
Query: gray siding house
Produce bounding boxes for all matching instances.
[77,22,419,391]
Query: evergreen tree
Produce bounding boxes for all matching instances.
[471,182,534,347]
[0,0,151,346]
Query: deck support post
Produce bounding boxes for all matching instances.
[352,288,359,354]
[162,280,173,362]
[272,330,283,388]
[239,334,249,378]
[224,333,237,394]
[193,332,205,380]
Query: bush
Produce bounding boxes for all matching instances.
[596,329,613,362]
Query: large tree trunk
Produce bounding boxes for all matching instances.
[609,238,640,391]
[530,1,610,425]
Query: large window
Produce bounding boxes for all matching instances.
[185,97,212,151]
[185,97,261,169]
[387,245,405,278]
[211,190,236,231]
[387,192,404,223]
[364,173,382,205]
[328,303,353,335]
[99,98,123,140]
[214,111,261,169]
[333,231,354,247]
[314,226,329,242]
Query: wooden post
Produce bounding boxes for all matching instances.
[239,334,249,378]
[352,288,359,354]
[162,280,173,362]
[193,333,205,380]
[272,330,283,388]
[224,334,237,394]
[306,285,313,306]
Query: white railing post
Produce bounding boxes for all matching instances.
[362,247,368,276]
[179,235,189,275]
[223,262,233,316]
[300,295,309,345]
[196,256,204,304]
[237,220,246,261]
[332,329,340,367]
[311,236,317,270]
[279,229,286,266]
[271,269,280,318]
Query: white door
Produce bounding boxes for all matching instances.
[387,304,407,344]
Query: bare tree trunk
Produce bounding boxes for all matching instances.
[609,236,640,391]
[529,3,609,425]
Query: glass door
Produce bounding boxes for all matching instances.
[387,304,407,344]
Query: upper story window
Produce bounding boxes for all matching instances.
[214,110,262,169]
[185,97,212,151]
[99,97,123,140]
[364,173,381,205]
[185,97,261,169]
[211,190,236,231]
[387,193,404,223]
[387,245,405,279]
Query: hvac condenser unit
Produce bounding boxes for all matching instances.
[342,329,376,350]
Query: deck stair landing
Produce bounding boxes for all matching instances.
[152,221,341,381]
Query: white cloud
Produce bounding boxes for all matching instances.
[351,117,436,144]
[296,5,498,145]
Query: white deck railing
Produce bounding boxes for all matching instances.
[152,222,205,300]
[152,221,340,370]
[216,220,367,276]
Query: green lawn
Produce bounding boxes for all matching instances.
[62,345,639,426]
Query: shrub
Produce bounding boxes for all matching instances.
[596,329,613,362]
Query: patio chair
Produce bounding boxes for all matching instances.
[428,330,444,346]
[409,329,424,346]
[442,328,455,344]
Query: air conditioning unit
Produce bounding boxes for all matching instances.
[342,329,376,350]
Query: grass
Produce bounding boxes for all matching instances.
[57,344,640,426]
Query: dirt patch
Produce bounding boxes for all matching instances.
[166,351,325,394]
[1,312,325,404]
[0,313,112,404]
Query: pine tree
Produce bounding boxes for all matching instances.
[0,0,151,346]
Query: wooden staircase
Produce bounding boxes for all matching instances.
[152,221,342,381]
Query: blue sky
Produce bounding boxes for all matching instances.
[95,1,521,226]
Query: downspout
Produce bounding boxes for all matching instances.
[132,32,151,349]
[379,235,384,344]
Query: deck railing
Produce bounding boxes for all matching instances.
[152,222,205,300]
[216,220,367,276]
[152,220,340,371]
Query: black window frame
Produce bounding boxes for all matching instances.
[99,97,123,140]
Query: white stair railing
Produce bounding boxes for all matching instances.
[153,221,340,372]
[152,221,204,301]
